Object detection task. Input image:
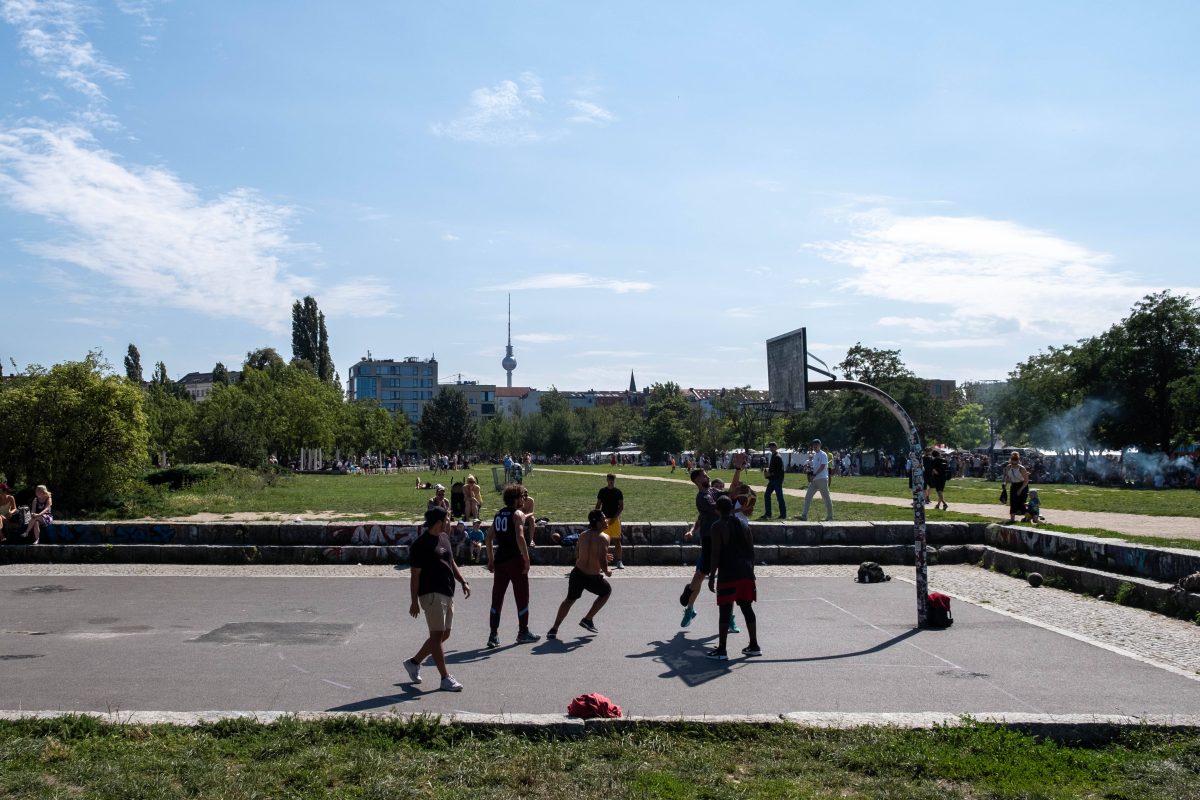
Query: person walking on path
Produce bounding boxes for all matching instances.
[595,473,625,569]
[1003,451,1030,523]
[486,484,541,648]
[680,468,739,634]
[797,439,833,521]
[404,507,470,692]
[707,495,761,660]
[760,442,786,520]
[547,509,613,640]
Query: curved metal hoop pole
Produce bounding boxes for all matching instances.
[808,380,930,627]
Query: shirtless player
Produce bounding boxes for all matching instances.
[546,509,613,638]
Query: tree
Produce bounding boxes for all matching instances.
[144,382,197,466]
[948,403,990,449]
[340,401,411,456]
[151,361,170,386]
[291,296,335,384]
[1096,292,1200,452]
[244,347,285,372]
[642,382,689,460]
[212,362,230,386]
[417,388,478,454]
[0,353,148,512]
[124,344,143,384]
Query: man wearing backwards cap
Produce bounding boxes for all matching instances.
[797,438,834,522]
[427,484,450,514]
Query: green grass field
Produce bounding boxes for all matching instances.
[131,464,1200,522]
[1,716,1198,800]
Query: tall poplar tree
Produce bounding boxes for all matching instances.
[124,344,143,383]
[291,296,335,384]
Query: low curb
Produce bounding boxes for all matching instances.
[3,710,1199,744]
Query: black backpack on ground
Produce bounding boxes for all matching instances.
[856,562,890,583]
[926,592,954,628]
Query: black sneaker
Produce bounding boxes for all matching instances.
[705,649,729,661]
[741,646,762,657]
[546,628,558,640]
[579,618,598,633]
[486,633,499,649]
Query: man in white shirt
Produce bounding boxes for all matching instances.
[797,438,834,522]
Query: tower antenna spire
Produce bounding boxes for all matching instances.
[501,293,517,387]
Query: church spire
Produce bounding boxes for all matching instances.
[501,293,517,388]
[629,370,637,393]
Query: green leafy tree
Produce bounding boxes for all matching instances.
[948,403,989,449]
[151,361,170,386]
[244,347,285,372]
[340,401,411,456]
[211,362,230,386]
[1095,292,1200,451]
[417,388,478,454]
[642,382,689,460]
[1168,366,1200,446]
[144,383,197,465]
[0,353,148,512]
[195,381,271,467]
[479,413,522,457]
[291,296,335,384]
[124,344,143,384]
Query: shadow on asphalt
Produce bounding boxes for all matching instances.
[627,631,728,687]
[739,627,923,664]
[326,684,422,712]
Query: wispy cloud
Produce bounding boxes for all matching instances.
[566,99,615,125]
[514,333,568,344]
[0,125,389,331]
[807,207,1195,338]
[431,72,547,144]
[577,350,649,358]
[2,0,127,102]
[487,272,653,294]
[433,72,616,145]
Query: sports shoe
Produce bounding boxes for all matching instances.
[440,675,464,692]
[727,614,740,634]
[681,607,697,627]
[679,584,693,607]
[579,618,598,633]
[486,633,499,649]
[757,514,772,521]
[796,515,808,521]
[403,657,422,684]
[614,561,624,569]
[741,646,762,657]
[516,629,541,644]
[546,628,558,640]
[705,650,729,661]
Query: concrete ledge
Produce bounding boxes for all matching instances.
[4,709,1199,744]
[976,546,1200,616]
[986,524,1200,583]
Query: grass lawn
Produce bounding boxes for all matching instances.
[2,716,1198,800]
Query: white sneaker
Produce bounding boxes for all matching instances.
[403,658,421,684]
[440,675,463,692]
[615,561,625,569]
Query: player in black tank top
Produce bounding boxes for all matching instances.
[485,485,540,647]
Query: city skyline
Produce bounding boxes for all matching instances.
[3,2,1198,390]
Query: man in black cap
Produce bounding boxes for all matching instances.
[798,438,833,521]
[760,442,786,520]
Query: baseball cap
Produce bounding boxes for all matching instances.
[812,438,822,445]
[434,483,445,491]
[768,441,778,448]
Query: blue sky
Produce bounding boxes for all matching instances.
[2,1,1197,393]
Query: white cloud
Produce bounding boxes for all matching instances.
[433,73,617,144]
[431,73,547,145]
[441,233,459,242]
[0,125,389,331]
[807,208,1196,338]
[487,272,653,294]
[2,0,127,101]
[566,99,615,125]
[514,333,568,344]
[577,350,649,358]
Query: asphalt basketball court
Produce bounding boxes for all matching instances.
[3,570,1197,718]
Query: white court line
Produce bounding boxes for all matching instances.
[891,577,1200,684]
[322,679,352,690]
[815,596,1046,714]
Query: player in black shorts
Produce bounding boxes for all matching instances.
[546,509,613,638]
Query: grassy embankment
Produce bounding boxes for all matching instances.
[1,716,1198,800]
[110,464,1200,550]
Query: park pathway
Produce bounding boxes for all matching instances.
[538,468,1200,541]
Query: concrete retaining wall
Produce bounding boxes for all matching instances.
[984,525,1200,584]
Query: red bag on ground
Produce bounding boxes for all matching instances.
[567,693,623,719]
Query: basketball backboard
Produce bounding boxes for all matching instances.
[766,327,807,412]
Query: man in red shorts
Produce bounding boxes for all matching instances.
[706,495,761,660]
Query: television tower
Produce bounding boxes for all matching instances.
[501,293,517,388]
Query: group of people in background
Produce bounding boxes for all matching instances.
[0,482,52,545]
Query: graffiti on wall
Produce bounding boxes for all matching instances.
[989,526,1200,583]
